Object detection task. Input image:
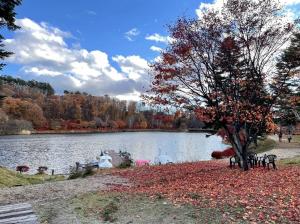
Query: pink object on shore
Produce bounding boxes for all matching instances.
[135,160,151,167]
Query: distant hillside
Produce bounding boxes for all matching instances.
[0,76,204,135]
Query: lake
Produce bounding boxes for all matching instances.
[0,132,228,174]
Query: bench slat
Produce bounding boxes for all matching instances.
[0,214,37,224]
[0,210,34,220]
[0,203,38,224]
[0,204,32,215]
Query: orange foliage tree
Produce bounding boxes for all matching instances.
[3,97,46,128]
[146,0,298,170]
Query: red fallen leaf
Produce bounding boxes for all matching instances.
[109,160,300,223]
[258,212,264,220]
[271,215,278,220]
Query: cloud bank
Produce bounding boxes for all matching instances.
[4,18,149,100]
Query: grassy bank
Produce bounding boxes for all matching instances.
[250,137,277,154]
[0,167,64,188]
[279,156,300,166]
[293,135,300,144]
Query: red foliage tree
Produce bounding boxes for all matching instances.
[145,0,298,170]
[16,165,29,173]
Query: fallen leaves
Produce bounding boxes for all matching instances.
[111,161,300,223]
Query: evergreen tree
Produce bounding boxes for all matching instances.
[275,32,300,125]
[0,0,22,70]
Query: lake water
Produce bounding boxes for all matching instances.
[0,132,228,174]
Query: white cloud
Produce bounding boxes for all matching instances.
[145,33,173,44]
[86,10,97,16]
[196,0,300,18]
[4,18,149,99]
[125,28,140,41]
[150,46,163,52]
[112,55,149,81]
[116,90,141,101]
[23,67,62,77]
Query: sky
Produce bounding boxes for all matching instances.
[1,0,300,100]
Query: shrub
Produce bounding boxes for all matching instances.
[118,151,133,169]
[68,167,83,179]
[211,151,223,159]
[211,147,235,159]
[37,166,48,174]
[82,165,94,177]
[16,165,29,173]
[222,148,235,157]
[0,119,33,135]
[68,165,95,179]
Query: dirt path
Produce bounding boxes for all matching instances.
[0,174,129,223]
[0,174,129,205]
[258,135,300,159]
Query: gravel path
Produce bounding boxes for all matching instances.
[0,174,129,223]
[258,135,300,159]
[0,174,129,205]
[258,147,300,159]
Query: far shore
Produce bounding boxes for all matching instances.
[0,128,216,136]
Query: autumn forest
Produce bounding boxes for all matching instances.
[0,75,201,134]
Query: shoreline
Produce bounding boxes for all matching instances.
[0,128,216,136]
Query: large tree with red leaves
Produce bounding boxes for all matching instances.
[146,0,299,170]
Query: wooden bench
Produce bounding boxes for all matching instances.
[0,203,38,224]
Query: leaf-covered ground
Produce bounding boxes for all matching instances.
[111,161,300,223]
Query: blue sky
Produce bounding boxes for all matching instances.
[11,0,200,59]
[1,0,300,100]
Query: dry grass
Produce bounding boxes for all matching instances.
[0,167,65,188]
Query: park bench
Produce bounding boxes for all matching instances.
[247,152,258,168]
[258,154,277,169]
[230,153,277,170]
[229,155,241,168]
[230,152,257,168]
[266,154,277,169]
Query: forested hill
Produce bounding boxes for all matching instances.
[0,76,204,134]
[0,75,54,96]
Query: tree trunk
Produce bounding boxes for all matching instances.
[232,133,249,171]
[240,148,249,171]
